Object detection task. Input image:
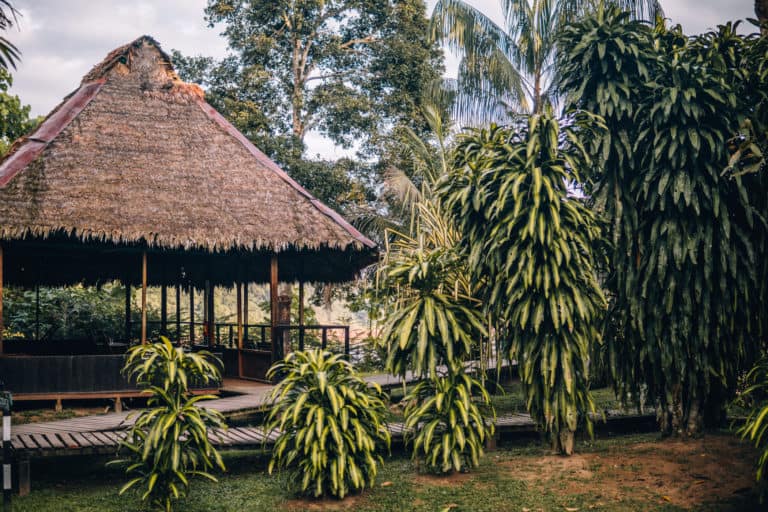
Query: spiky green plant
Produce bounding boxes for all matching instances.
[113,337,226,512]
[440,111,607,454]
[404,368,495,474]
[738,357,768,496]
[264,350,390,499]
[559,8,763,435]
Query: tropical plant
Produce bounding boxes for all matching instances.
[738,357,768,493]
[113,338,226,512]
[403,368,495,474]
[0,1,19,70]
[440,111,607,454]
[559,8,764,436]
[375,101,488,380]
[264,349,390,499]
[429,0,660,122]
[378,223,486,379]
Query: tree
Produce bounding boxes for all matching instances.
[0,1,19,71]
[758,0,768,34]
[185,0,442,158]
[0,69,38,155]
[429,0,660,122]
[558,7,764,436]
[440,111,607,455]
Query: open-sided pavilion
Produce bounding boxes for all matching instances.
[0,36,376,403]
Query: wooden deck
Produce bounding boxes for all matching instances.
[10,409,653,457]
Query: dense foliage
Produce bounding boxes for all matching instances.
[264,350,390,498]
[114,338,226,512]
[738,357,768,494]
[440,113,606,454]
[558,5,765,435]
[403,370,494,474]
[3,283,140,341]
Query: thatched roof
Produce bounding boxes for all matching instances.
[0,36,376,286]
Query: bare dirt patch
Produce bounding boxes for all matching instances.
[501,435,755,509]
[412,470,473,488]
[284,493,366,511]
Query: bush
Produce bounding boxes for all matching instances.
[265,349,390,498]
[738,357,768,494]
[112,337,226,512]
[404,369,495,474]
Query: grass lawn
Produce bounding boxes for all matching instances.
[13,432,760,511]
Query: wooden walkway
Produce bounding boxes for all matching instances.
[10,409,652,458]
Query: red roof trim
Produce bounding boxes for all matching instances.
[195,100,377,250]
[0,80,105,188]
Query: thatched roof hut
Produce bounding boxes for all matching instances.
[0,36,376,287]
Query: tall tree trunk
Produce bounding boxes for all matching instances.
[758,0,768,35]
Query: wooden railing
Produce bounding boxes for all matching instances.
[141,321,351,357]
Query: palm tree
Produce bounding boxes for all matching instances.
[757,0,768,34]
[0,1,19,70]
[430,0,661,123]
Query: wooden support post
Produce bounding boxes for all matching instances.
[160,281,168,336]
[270,255,279,362]
[344,326,350,360]
[207,282,215,348]
[298,281,305,351]
[141,251,147,345]
[17,455,30,497]
[203,280,210,346]
[124,281,131,341]
[237,281,243,378]
[189,284,195,343]
[243,283,249,343]
[35,285,40,341]
[0,244,4,355]
[175,283,181,343]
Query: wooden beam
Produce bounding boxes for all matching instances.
[141,251,147,345]
[207,282,215,348]
[298,281,305,351]
[176,283,181,343]
[237,281,243,378]
[35,284,40,341]
[160,281,168,336]
[203,280,209,344]
[243,282,249,343]
[124,281,131,341]
[0,244,4,355]
[189,284,195,343]
[270,255,278,361]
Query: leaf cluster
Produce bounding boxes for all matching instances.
[439,112,607,451]
[403,370,495,474]
[113,338,226,512]
[264,350,391,499]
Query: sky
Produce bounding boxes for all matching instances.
[5,0,758,157]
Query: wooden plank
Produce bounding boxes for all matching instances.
[91,431,118,446]
[226,428,254,445]
[69,432,93,448]
[233,427,264,443]
[43,433,65,449]
[59,432,80,449]
[17,434,38,450]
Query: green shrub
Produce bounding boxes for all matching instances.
[738,357,768,493]
[404,369,495,474]
[112,337,226,512]
[265,349,390,498]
